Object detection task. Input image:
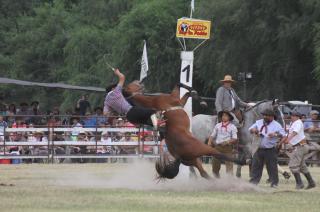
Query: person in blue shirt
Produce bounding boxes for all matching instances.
[94,107,108,126]
[83,112,97,128]
[248,109,285,188]
[303,110,320,133]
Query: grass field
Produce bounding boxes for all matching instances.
[1,161,320,212]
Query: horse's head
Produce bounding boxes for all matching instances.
[245,99,284,127]
[155,152,180,180]
[123,80,145,97]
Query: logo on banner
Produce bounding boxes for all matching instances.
[176,18,211,39]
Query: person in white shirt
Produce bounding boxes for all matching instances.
[282,111,316,189]
[208,111,237,177]
[248,109,285,188]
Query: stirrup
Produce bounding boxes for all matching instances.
[238,121,244,128]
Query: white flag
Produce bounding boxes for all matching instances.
[191,0,195,12]
[140,40,149,81]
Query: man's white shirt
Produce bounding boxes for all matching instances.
[248,119,285,148]
[288,119,305,146]
[211,122,237,144]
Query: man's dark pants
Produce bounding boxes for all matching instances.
[250,147,279,186]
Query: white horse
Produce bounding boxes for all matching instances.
[191,100,285,177]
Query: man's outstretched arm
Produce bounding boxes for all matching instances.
[114,69,125,87]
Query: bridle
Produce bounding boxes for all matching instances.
[125,91,143,100]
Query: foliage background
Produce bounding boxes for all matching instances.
[0,0,320,112]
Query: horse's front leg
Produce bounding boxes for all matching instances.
[180,92,191,106]
[180,91,207,108]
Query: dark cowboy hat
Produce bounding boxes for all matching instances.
[31,101,39,106]
[261,109,275,116]
[218,110,234,121]
[20,102,28,106]
[94,106,103,112]
[70,116,80,122]
[290,111,302,118]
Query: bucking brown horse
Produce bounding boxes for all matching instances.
[124,81,245,179]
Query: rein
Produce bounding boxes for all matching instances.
[243,100,269,113]
[242,100,271,125]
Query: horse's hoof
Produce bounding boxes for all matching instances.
[246,159,252,165]
[236,158,250,166]
[190,90,198,98]
[200,101,208,108]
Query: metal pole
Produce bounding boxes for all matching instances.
[95,118,98,163]
[3,124,6,157]
[243,77,247,101]
[138,125,141,158]
[48,122,51,164]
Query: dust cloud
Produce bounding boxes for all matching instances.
[52,159,261,192]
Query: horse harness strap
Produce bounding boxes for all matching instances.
[163,106,184,113]
[125,92,143,100]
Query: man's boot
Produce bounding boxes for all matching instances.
[303,172,316,189]
[293,173,304,189]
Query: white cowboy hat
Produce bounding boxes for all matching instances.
[78,130,87,135]
[220,75,235,83]
[101,130,109,136]
[310,110,319,115]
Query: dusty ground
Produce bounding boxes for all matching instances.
[1,160,320,212]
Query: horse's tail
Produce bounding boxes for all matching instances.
[155,152,180,180]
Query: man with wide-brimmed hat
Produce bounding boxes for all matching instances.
[248,109,285,188]
[282,111,316,189]
[215,75,250,127]
[208,110,238,177]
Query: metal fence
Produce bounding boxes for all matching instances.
[0,115,160,164]
[1,114,320,164]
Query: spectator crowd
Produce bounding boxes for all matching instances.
[0,95,157,164]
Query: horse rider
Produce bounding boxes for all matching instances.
[248,109,286,188]
[215,75,252,127]
[208,110,238,177]
[103,68,158,130]
[282,111,316,189]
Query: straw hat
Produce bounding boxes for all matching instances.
[220,75,235,83]
[33,130,44,136]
